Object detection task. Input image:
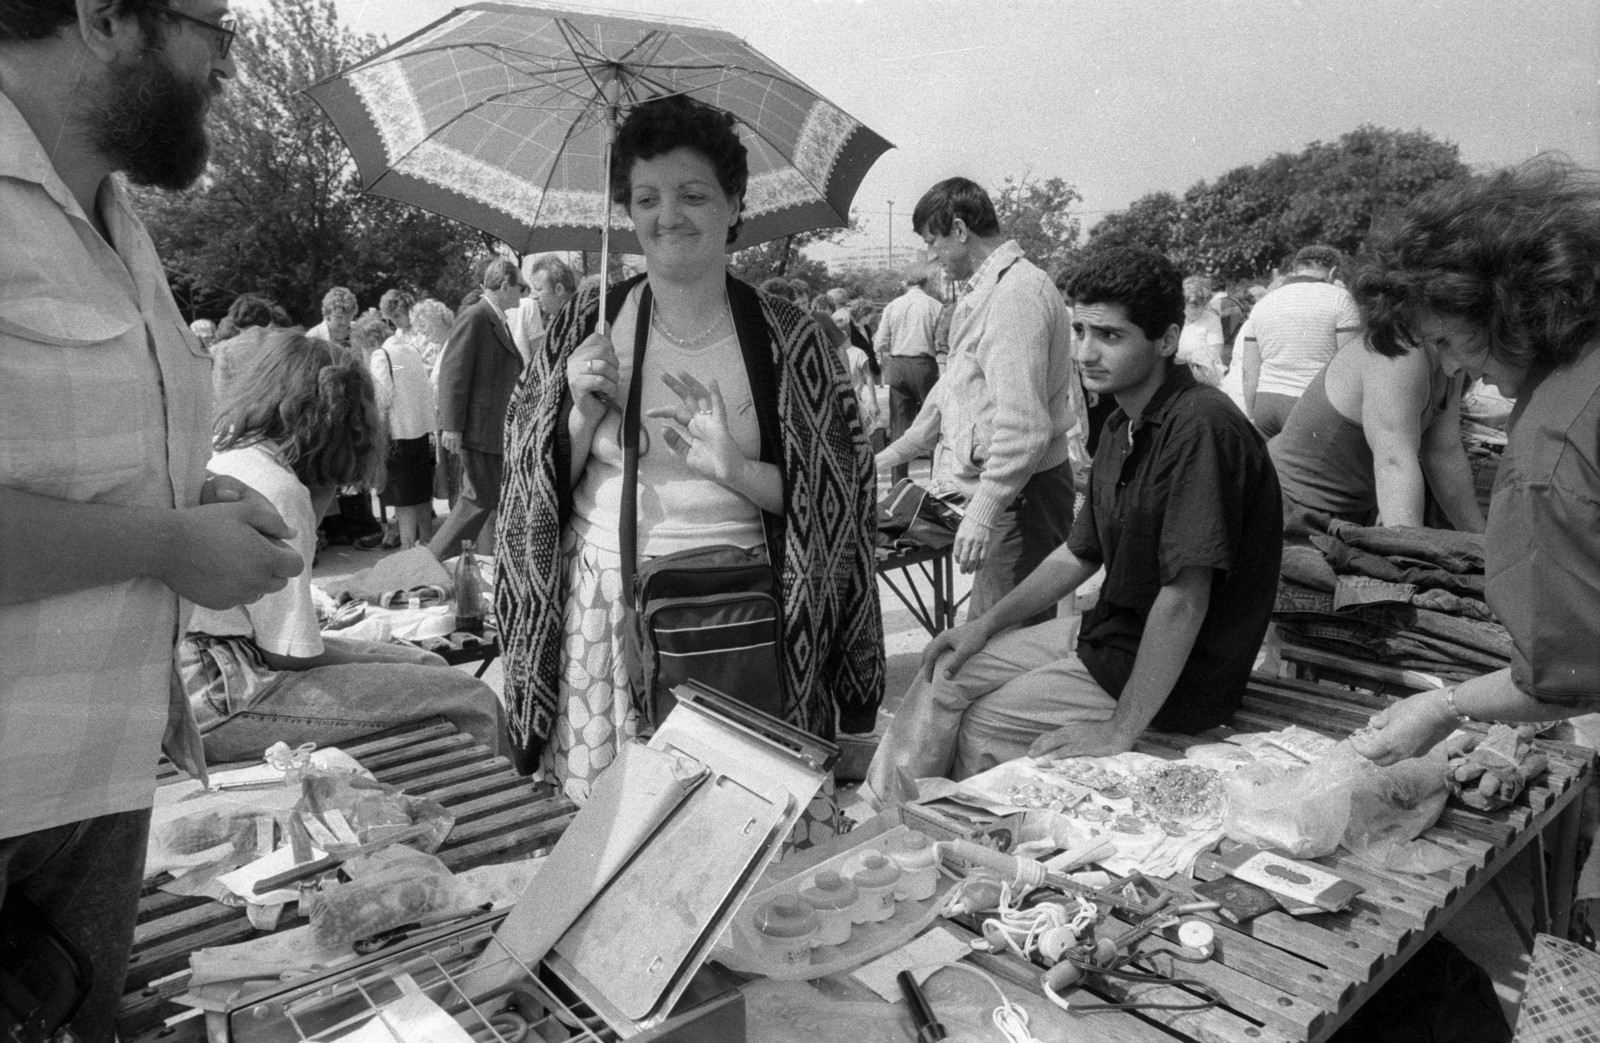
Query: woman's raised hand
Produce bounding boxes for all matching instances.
[567,331,619,423]
[647,372,748,488]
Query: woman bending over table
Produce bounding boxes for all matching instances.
[182,331,505,762]
[1269,328,1487,537]
[497,95,883,803]
[1348,161,1600,763]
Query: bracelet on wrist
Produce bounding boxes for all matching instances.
[1438,686,1470,723]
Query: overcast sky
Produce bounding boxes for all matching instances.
[298,0,1600,261]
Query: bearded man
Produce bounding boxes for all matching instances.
[0,4,303,1038]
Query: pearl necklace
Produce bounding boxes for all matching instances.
[650,294,731,350]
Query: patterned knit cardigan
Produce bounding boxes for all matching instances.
[495,273,885,772]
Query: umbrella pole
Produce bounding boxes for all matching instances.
[597,99,618,336]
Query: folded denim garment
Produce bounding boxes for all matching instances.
[1282,544,1338,592]
[1333,575,1416,611]
[1311,535,1485,597]
[1409,588,1495,622]
[1324,520,1486,573]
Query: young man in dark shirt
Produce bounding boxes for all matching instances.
[866,247,1281,796]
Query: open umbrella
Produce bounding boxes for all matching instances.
[306,1,892,308]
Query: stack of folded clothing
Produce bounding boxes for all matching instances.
[1275,522,1510,682]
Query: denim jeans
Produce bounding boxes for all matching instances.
[1324,519,1486,573]
[0,808,150,1042]
[192,634,505,763]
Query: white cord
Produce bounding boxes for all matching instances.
[910,961,1045,1043]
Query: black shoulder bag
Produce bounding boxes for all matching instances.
[619,284,788,727]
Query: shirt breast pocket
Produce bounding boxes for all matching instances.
[0,303,161,498]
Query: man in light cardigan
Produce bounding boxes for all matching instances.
[914,177,1088,624]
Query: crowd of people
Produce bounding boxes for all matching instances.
[6,4,1600,1039]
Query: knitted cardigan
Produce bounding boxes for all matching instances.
[495,273,885,772]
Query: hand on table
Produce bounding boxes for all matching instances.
[1029,719,1137,760]
[1347,689,1459,766]
[647,372,750,488]
[953,514,993,574]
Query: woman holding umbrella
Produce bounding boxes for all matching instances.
[497,95,883,813]
[1350,161,1600,765]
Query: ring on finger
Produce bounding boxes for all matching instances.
[587,359,596,374]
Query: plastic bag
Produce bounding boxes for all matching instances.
[309,849,454,947]
[294,771,454,857]
[1224,742,1449,860]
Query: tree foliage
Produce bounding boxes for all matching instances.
[994,175,1083,273]
[729,224,852,290]
[1088,126,1471,282]
[134,0,486,322]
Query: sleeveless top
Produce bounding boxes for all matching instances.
[1270,353,1453,526]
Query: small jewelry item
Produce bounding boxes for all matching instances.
[587,359,596,374]
[651,294,730,349]
[1439,686,1471,723]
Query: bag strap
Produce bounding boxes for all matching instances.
[619,282,654,616]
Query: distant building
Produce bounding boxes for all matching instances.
[827,244,926,272]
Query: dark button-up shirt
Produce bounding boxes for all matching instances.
[1068,366,1283,732]
[1486,340,1600,710]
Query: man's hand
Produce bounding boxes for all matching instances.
[953,515,993,574]
[1348,689,1459,766]
[160,489,304,610]
[439,430,464,454]
[1029,719,1136,760]
[920,620,992,682]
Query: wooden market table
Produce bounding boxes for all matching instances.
[876,542,963,637]
[119,675,1593,1043]
[117,718,576,1043]
[412,624,501,678]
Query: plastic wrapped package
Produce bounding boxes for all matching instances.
[309,849,455,948]
[1224,741,1449,861]
[294,771,453,856]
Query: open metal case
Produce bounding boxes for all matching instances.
[219,685,836,1043]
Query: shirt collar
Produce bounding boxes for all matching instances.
[965,239,1025,292]
[0,88,136,232]
[1281,274,1327,287]
[1112,363,1200,435]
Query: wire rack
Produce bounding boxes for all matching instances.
[230,917,615,1043]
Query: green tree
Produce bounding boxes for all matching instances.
[993,175,1083,271]
[729,222,855,289]
[1088,126,1469,282]
[134,0,486,322]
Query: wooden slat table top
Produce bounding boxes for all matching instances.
[1115,672,1595,1043]
[123,679,1594,1043]
[120,718,576,1043]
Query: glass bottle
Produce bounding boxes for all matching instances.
[453,541,484,633]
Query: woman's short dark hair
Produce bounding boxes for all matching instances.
[912,177,1000,239]
[1062,246,1185,342]
[610,94,748,245]
[226,293,277,331]
[379,289,415,325]
[214,331,386,490]
[1352,159,1600,366]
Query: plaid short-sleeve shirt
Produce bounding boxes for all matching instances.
[0,91,213,838]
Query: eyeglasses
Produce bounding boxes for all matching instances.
[148,4,237,59]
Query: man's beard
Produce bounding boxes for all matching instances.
[89,49,215,190]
